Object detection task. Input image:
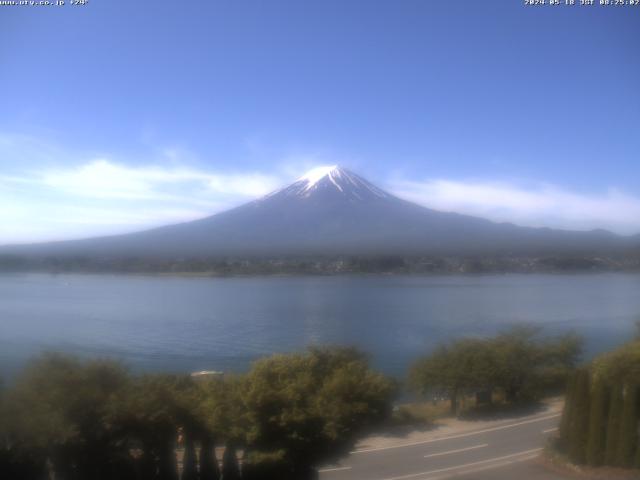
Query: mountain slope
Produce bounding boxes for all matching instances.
[2,166,635,258]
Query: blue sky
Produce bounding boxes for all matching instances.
[1,0,639,243]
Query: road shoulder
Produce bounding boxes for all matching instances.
[353,398,563,454]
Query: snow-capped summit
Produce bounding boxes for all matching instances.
[274,165,390,201]
[5,166,630,258]
[297,165,340,188]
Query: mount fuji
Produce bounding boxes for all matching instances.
[2,166,634,259]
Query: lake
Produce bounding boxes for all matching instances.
[1,273,639,380]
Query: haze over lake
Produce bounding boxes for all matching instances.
[1,273,639,379]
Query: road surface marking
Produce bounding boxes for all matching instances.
[318,466,352,473]
[351,413,560,454]
[380,448,543,480]
[542,427,558,433]
[427,453,540,480]
[423,443,488,458]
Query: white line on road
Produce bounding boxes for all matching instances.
[542,427,558,433]
[351,413,560,454]
[318,466,352,473]
[427,453,540,480]
[380,448,543,480]
[423,443,488,459]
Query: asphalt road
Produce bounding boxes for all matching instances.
[319,412,566,480]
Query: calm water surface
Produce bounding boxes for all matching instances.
[1,273,639,379]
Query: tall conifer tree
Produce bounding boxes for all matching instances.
[605,385,624,466]
[586,378,609,466]
[568,369,590,464]
[616,384,639,468]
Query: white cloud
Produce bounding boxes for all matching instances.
[390,179,640,235]
[0,136,284,243]
[2,132,640,243]
[34,159,280,201]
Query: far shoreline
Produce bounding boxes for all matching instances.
[2,268,640,279]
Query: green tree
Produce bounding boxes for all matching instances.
[113,374,205,480]
[221,444,240,480]
[181,436,198,480]
[559,372,576,447]
[241,450,290,480]
[593,341,640,385]
[1,376,49,480]
[567,369,590,464]
[491,328,582,402]
[492,327,542,402]
[605,385,624,466]
[4,353,132,480]
[239,347,395,478]
[616,383,639,468]
[199,433,221,480]
[591,340,640,468]
[199,375,246,445]
[585,377,609,466]
[410,339,494,415]
[536,332,584,395]
[411,328,583,414]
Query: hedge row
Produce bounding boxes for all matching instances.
[559,341,640,469]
